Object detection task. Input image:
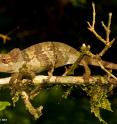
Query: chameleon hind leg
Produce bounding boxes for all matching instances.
[62,53,85,76]
[82,60,91,82]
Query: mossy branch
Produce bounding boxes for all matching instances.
[0,75,117,86]
[21,91,43,120]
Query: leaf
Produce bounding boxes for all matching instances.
[71,0,87,7]
[0,101,11,111]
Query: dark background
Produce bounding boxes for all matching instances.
[0,0,117,124]
[0,0,117,62]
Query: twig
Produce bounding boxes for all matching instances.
[62,52,84,76]
[101,13,112,43]
[98,61,117,81]
[99,38,115,56]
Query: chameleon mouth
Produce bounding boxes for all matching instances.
[0,64,13,73]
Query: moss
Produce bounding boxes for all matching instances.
[81,82,113,124]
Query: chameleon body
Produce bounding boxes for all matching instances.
[0,41,117,74]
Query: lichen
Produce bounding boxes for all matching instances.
[81,82,113,124]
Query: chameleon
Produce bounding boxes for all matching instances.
[0,41,117,75]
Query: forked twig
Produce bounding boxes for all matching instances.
[0,34,11,44]
[87,2,115,56]
[101,13,112,43]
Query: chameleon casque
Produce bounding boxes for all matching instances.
[0,41,117,75]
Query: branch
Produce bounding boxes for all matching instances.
[0,75,117,86]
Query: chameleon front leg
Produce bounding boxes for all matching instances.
[9,64,35,104]
[9,65,43,119]
[9,72,19,96]
[30,63,55,99]
[48,64,54,76]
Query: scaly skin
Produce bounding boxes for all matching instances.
[0,41,117,74]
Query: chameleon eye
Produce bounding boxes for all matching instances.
[2,58,8,64]
[1,56,11,64]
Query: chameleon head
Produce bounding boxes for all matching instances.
[0,48,24,73]
[0,53,14,73]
